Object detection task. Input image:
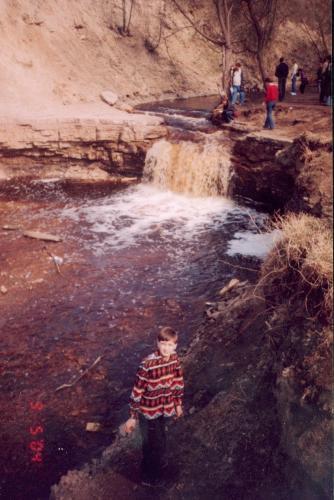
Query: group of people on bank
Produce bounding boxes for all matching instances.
[211,55,332,130]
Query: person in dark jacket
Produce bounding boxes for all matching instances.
[210,94,238,125]
[316,60,323,94]
[275,57,289,101]
[322,55,332,106]
[298,68,308,94]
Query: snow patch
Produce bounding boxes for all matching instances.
[226,229,282,259]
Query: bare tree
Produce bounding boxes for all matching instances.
[120,0,135,36]
[241,0,279,84]
[171,0,238,92]
[298,0,331,59]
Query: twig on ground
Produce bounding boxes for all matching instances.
[55,355,103,392]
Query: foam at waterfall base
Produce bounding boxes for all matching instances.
[59,184,242,254]
[49,184,275,264]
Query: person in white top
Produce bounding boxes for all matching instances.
[231,63,245,105]
[291,61,298,95]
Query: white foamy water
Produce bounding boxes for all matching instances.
[60,184,244,255]
[226,229,282,258]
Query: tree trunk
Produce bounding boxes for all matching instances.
[257,49,266,86]
[221,45,233,93]
[122,0,127,33]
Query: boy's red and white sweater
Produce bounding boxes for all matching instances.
[129,351,184,420]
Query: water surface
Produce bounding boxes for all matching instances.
[0,180,269,499]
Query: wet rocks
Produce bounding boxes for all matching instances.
[205,279,249,321]
[85,422,101,432]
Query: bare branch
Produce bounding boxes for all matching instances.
[214,0,227,36]
[171,0,223,46]
[301,20,323,59]
[126,0,135,34]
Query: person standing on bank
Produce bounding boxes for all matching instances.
[231,63,245,105]
[298,68,308,94]
[263,77,279,130]
[275,57,289,101]
[291,60,299,95]
[320,55,332,106]
[123,327,184,486]
[317,60,323,95]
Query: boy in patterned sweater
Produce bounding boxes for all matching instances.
[124,326,184,485]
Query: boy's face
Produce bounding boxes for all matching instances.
[157,339,177,357]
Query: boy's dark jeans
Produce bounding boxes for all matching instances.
[139,415,167,480]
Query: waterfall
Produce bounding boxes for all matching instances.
[143,138,232,197]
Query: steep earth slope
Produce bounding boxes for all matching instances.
[0,0,220,112]
[0,0,325,114]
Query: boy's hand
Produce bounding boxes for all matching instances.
[175,405,183,418]
[123,417,137,434]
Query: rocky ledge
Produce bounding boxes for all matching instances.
[0,108,167,181]
[229,130,332,219]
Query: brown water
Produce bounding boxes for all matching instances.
[137,94,222,118]
[0,178,270,499]
[136,88,320,118]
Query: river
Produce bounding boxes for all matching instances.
[0,152,276,499]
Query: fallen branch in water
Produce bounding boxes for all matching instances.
[43,246,64,276]
[24,230,62,242]
[218,257,258,272]
[55,355,103,392]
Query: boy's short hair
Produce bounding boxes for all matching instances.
[158,326,178,342]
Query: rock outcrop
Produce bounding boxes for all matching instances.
[281,133,333,220]
[0,109,167,181]
[229,130,332,219]
[229,132,296,208]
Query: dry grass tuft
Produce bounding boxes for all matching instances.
[261,213,333,322]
